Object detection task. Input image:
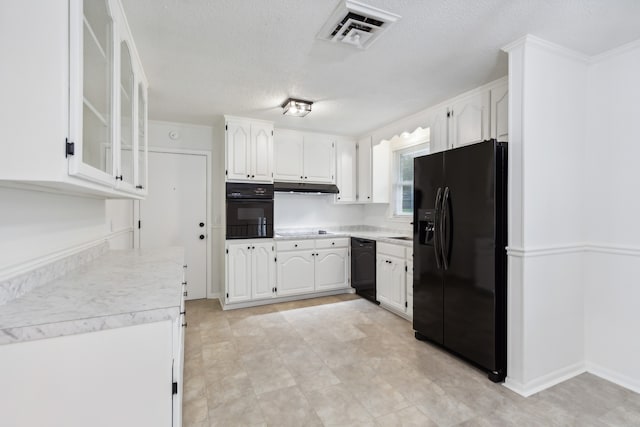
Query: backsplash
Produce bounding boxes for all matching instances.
[0,241,109,305]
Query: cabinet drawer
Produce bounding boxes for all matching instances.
[315,238,349,249]
[377,242,406,258]
[276,240,314,252]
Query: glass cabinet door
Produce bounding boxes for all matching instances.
[76,0,114,180]
[119,41,135,187]
[137,83,148,191]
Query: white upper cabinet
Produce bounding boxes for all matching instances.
[449,91,490,149]
[490,80,509,142]
[225,117,273,183]
[357,136,373,202]
[273,130,304,181]
[425,107,449,154]
[0,0,148,198]
[303,134,335,183]
[273,129,335,184]
[335,140,357,203]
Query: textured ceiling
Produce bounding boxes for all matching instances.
[121,0,640,136]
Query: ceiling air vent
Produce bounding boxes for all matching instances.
[317,0,400,50]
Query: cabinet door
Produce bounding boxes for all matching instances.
[251,123,273,182]
[252,242,276,300]
[276,251,315,296]
[68,0,116,186]
[303,135,335,183]
[406,258,414,318]
[226,121,251,181]
[357,136,372,202]
[118,40,136,191]
[335,140,356,203]
[315,248,349,291]
[490,82,509,142]
[376,256,390,304]
[449,91,490,149]
[226,243,252,303]
[136,83,148,192]
[273,131,304,181]
[371,140,390,203]
[388,255,407,312]
[426,107,448,154]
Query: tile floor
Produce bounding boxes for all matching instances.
[182,295,640,426]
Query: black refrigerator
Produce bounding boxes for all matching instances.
[413,139,507,382]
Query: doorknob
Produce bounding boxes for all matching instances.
[199,235,205,240]
[199,222,204,227]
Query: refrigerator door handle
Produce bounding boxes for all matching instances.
[441,186,451,270]
[433,187,443,269]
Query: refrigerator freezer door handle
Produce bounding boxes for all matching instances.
[434,187,443,269]
[441,187,451,270]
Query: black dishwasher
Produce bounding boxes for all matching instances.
[351,237,378,304]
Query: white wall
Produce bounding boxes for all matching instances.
[274,194,363,229]
[503,36,588,396]
[0,187,107,278]
[584,40,640,393]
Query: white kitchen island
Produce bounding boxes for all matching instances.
[0,247,186,427]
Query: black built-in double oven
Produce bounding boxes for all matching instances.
[226,183,274,239]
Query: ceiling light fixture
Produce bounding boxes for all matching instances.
[281,98,313,117]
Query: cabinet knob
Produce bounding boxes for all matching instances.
[199,235,205,240]
[332,242,335,245]
[199,222,205,227]
[337,196,341,200]
[251,175,255,178]
[300,176,303,179]
[247,174,250,178]
[252,246,255,249]
[304,176,308,179]
[367,196,370,199]
[294,244,298,247]
[248,246,251,250]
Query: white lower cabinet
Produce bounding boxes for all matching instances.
[276,250,315,296]
[226,240,276,303]
[406,248,414,319]
[315,247,349,291]
[377,242,412,316]
[276,238,350,297]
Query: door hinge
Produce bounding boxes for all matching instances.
[65,139,75,157]
[172,382,178,395]
[138,220,141,229]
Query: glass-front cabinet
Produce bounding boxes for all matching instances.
[68,0,148,196]
[0,0,146,198]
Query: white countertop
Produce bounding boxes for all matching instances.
[274,229,413,247]
[0,247,184,345]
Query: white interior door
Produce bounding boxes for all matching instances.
[139,151,208,300]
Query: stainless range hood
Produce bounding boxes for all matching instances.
[274,181,339,194]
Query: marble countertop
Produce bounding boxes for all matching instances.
[274,229,413,247]
[0,247,184,345]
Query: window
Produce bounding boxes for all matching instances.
[394,145,429,216]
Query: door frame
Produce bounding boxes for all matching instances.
[134,147,212,299]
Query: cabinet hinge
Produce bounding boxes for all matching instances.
[65,139,75,157]
[172,382,178,395]
[332,142,335,148]
[272,245,274,251]
[274,257,277,262]
[405,301,408,308]
[225,169,228,176]
[226,249,229,254]
[115,175,123,181]
[225,125,228,131]
[271,130,274,136]
[226,292,229,298]
[138,220,141,229]
[405,265,408,272]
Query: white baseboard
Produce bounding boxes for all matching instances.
[504,362,586,397]
[220,288,354,311]
[586,361,640,394]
